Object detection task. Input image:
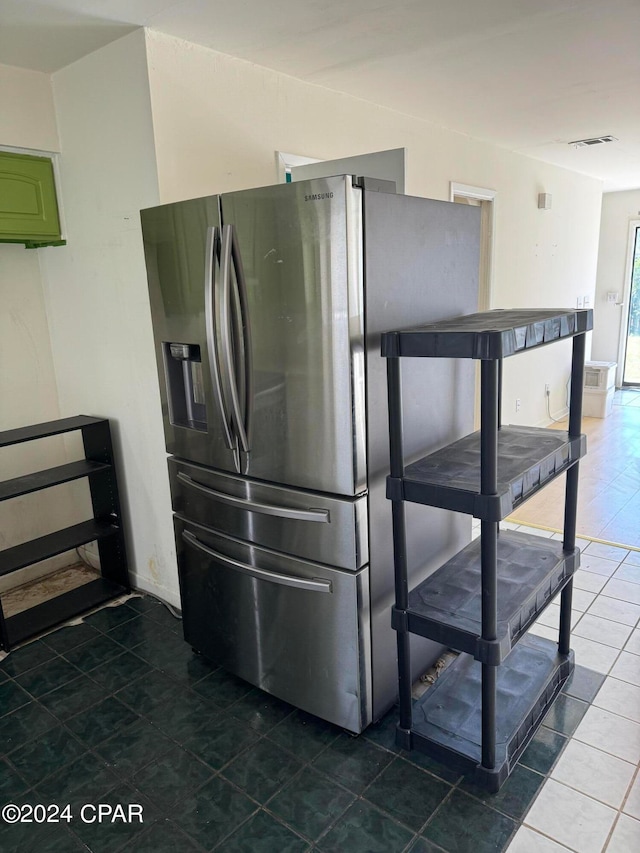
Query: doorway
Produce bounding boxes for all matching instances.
[451,183,496,425]
[450,182,495,312]
[277,148,406,194]
[621,224,640,386]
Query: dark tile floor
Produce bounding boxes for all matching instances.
[0,596,604,853]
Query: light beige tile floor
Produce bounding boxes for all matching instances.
[503,387,640,852]
[491,383,640,850]
[497,518,640,852]
[508,390,640,548]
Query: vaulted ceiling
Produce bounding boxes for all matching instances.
[1,0,639,190]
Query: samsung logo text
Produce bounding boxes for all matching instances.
[304,193,334,201]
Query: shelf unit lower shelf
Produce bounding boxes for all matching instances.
[0,519,120,577]
[4,577,128,648]
[392,425,585,520]
[400,634,574,792]
[393,530,579,664]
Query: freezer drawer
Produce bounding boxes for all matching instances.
[169,458,368,570]
[175,516,372,732]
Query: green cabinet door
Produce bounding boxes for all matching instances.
[0,151,62,247]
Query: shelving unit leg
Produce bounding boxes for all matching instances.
[481,521,499,768]
[387,355,413,737]
[560,332,586,654]
[497,357,503,430]
[82,420,130,591]
[393,501,413,735]
[0,598,9,650]
[480,358,499,770]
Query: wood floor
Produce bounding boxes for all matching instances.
[508,388,640,549]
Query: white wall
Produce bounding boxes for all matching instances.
[146,31,603,426]
[592,190,640,381]
[0,245,86,591]
[40,31,173,602]
[0,65,76,591]
[28,28,604,606]
[0,63,59,153]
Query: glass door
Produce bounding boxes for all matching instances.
[623,226,640,386]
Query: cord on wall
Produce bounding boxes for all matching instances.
[76,544,100,570]
[544,377,571,424]
[546,387,565,424]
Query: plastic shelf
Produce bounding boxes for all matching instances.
[0,460,111,503]
[0,519,119,578]
[0,416,105,448]
[404,634,574,791]
[390,426,585,520]
[381,308,593,360]
[5,578,127,648]
[393,530,579,664]
[384,308,588,792]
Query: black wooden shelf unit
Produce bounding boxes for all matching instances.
[382,308,592,792]
[0,416,130,650]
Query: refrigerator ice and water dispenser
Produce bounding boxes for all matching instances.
[163,342,207,431]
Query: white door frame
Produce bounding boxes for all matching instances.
[450,183,496,426]
[275,151,321,183]
[616,219,640,387]
[287,148,406,193]
[450,182,496,312]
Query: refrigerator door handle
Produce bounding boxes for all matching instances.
[230,223,254,452]
[176,472,330,522]
[220,225,250,455]
[204,225,237,456]
[182,530,333,593]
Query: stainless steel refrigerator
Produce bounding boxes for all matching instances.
[141,175,480,733]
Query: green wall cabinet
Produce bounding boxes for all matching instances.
[0,151,63,248]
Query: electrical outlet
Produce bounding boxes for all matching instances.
[583,295,590,307]
[515,398,521,413]
[576,296,583,308]
[545,384,550,395]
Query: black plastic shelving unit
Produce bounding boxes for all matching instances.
[0,416,130,650]
[382,308,592,791]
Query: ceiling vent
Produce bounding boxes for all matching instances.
[569,136,618,148]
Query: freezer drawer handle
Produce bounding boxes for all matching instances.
[177,472,330,523]
[182,530,332,593]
